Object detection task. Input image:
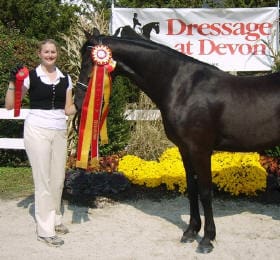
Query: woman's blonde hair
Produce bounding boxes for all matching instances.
[38,39,60,53]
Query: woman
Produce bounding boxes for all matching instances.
[5,39,76,247]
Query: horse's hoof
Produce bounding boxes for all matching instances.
[196,242,214,254]
[180,232,197,243]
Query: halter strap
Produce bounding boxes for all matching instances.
[77,81,88,90]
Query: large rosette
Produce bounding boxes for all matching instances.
[91,45,112,65]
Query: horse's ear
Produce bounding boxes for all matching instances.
[92,28,100,37]
[83,28,100,40]
[83,29,91,40]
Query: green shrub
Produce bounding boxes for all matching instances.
[99,76,133,155]
[0,28,39,166]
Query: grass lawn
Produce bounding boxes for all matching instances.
[0,167,34,199]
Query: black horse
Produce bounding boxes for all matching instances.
[113,22,160,39]
[74,29,280,253]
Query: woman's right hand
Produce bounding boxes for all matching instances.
[9,64,24,82]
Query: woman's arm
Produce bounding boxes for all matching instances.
[65,88,77,116]
[5,82,16,110]
[5,82,28,110]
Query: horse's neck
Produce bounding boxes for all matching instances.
[111,43,168,107]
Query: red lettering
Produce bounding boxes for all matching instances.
[227,43,239,54]
[199,39,217,55]
[238,44,252,55]
[199,39,268,55]
[185,24,197,36]
[245,23,259,41]
[220,23,233,36]
[166,20,273,42]
[167,19,186,35]
[232,23,244,37]
[197,23,211,36]
[252,43,266,55]
[210,23,222,36]
[259,23,272,37]
[174,41,194,55]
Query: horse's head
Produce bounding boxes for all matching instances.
[74,28,102,112]
[74,27,144,112]
[152,22,160,34]
[74,27,167,116]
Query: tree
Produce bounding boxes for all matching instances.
[0,0,79,40]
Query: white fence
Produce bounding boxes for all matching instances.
[0,108,30,150]
[0,108,161,150]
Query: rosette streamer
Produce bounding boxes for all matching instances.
[14,67,29,117]
[76,45,116,169]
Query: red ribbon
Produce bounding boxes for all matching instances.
[91,65,105,160]
[76,65,110,169]
[14,67,29,117]
[76,45,115,169]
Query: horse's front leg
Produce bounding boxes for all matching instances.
[181,148,216,253]
[180,152,201,243]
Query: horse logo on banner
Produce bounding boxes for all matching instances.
[113,13,160,40]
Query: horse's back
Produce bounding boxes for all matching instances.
[214,72,280,151]
[163,67,280,152]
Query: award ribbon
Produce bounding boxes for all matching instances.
[76,45,116,169]
[14,67,29,117]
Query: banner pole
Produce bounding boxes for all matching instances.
[277,1,279,53]
[110,0,115,35]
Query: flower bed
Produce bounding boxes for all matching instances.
[119,147,267,196]
[65,147,280,199]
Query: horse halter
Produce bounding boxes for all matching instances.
[76,46,95,89]
[76,81,88,90]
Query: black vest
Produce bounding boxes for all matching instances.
[29,70,69,109]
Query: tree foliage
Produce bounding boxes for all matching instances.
[0,0,79,40]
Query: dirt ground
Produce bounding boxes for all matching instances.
[0,194,279,260]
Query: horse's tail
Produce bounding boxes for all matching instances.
[113,27,123,37]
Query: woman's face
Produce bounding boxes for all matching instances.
[38,42,58,67]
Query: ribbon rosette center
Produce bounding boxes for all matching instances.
[92,45,112,65]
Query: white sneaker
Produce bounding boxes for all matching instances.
[37,235,64,247]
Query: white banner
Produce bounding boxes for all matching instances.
[111,8,279,71]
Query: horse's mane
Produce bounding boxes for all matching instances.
[81,34,220,71]
[108,35,221,71]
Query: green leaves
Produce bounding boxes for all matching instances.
[0,0,79,40]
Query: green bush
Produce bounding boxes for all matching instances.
[0,27,39,166]
[99,76,134,155]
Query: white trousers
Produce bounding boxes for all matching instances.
[24,123,67,237]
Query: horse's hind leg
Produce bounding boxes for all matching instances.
[180,151,201,243]
[195,152,216,253]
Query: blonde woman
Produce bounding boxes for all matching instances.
[5,39,77,247]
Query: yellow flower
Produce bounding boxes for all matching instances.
[118,148,267,196]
